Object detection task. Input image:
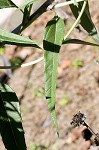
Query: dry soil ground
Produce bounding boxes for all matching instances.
[0,0,99,150]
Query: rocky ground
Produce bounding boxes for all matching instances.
[0,0,99,150]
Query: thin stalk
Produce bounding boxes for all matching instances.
[21,56,43,67]
[84,122,99,139]
[53,0,84,9]
[64,0,88,39]
[0,57,43,69]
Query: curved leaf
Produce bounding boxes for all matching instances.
[67,0,99,43]
[43,16,65,134]
[0,83,26,150]
[0,28,40,48]
[0,0,17,9]
[63,38,99,46]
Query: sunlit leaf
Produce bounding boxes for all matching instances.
[0,83,26,150]
[0,0,17,9]
[67,0,99,43]
[0,28,40,48]
[43,16,65,134]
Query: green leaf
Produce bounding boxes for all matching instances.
[0,83,26,150]
[59,94,69,107]
[71,59,83,67]
[67,0,99,43]
[0,0,17,9]
[19,0,38,30]
[43,16,65,134]
[21,3,33,31]
[0,28,40,48]
[63,38,99,46]
[19,0,37,9]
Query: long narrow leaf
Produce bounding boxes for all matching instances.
[0,28,40,48]
[67,0,99,43]
[0,0,17,9]
[43,16,65,134]
[0,83,26,150]
[63,38,99,46]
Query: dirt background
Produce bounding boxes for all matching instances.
[0,0,99,149]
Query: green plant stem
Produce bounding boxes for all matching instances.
[64,0,88,39]
[52,0,84,9]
